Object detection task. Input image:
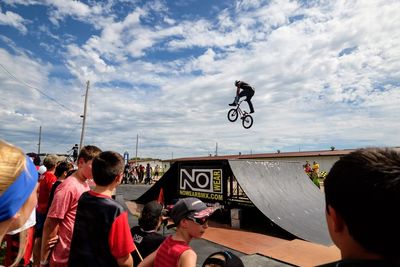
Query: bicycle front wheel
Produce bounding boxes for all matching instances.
[242,114,254,129]
[227,109,238,122]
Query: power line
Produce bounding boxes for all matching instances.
[0,62,76,114]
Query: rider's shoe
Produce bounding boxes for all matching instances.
[250,110,255,114]
[229,103,236,106]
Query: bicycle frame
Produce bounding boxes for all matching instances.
[235,100,248,118]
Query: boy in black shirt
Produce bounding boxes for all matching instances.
[131,201,166,267]
[68,151,135,267]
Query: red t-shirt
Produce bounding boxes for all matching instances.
[37,171,57,213]
[154,236,191,267]
[47,175,89,266]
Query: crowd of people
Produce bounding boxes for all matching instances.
[303,160,324,188]
[123,163,162,185]
[1,138,400,267]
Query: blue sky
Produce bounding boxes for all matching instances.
[0,0,399,159]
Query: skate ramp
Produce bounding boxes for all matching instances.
[229,160,332,245]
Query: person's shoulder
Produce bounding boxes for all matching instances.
[179,248,197,266]
[100,196,126,213]
[44,171,57,180]
[57,176,77,189]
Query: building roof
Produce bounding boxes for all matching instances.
[166,148,357,162]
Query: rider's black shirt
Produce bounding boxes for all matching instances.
[238,81,254,91]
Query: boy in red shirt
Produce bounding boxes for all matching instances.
[68,151,135,267]
[40,145,101,267]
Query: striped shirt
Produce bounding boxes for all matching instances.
[154,236,191,267]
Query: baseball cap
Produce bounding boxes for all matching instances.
[38,165,47,175]
[170,197,215,225]
[202,251,244,267]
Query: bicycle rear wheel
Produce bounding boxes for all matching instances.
[242,114,253,129]
[227,109,238,122]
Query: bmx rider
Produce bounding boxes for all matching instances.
[229,80,255,113]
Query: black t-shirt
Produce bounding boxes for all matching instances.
[130,226,166,267]
[238,81,253,91]
[46,180,62,215]
[69,192,133,267]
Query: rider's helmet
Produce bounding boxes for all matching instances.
[234,80,240,86]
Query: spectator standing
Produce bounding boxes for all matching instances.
[139,164,145,183]
[304,161,312,174]
[154,165,160,180]
[312,161,320,174]
[138,197,216,267]
[145,163,152,184]
[40,145,102,267]
[0,140,38,267]
[318,148,400,266]
[33,154,59,266]
[68,151,135,267]
[46,161,74,215]
[130,201,166,267]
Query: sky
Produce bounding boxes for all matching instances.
[0,0,399,160]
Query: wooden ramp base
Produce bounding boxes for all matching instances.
[202,227,340,266]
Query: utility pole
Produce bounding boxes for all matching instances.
[215,142,218,156]
[135,134,138,166]
[37,126,42,155]
[79,81,90,151]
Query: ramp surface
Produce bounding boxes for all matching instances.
[229,160,332,245]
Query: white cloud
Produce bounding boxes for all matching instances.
[1,0,399,158]
[0,9,28,34]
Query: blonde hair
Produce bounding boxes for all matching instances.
[0,140,29,267]
[0,140,26,194]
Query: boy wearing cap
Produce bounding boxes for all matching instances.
[68,151,135,267]
[138,197,215,267]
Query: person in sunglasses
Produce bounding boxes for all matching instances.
[138,197,216,267]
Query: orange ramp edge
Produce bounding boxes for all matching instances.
[202,226,340,266]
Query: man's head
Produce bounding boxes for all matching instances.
[324,148,400,260]
[76,145,102,180]
[54,161,74,179]
[43,154,59,171]
[170,197,215,227]
[92,151,124,186]
[27,152,41,166]
[139,200,163,231]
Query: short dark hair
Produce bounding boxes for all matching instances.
[138,201,163,231]
[324,148,400,260]
[27,152,41,166]
[92,151,124,186]
[78,145,102,162]
[54,161,74,178]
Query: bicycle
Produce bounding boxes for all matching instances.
[227,100,254,129]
